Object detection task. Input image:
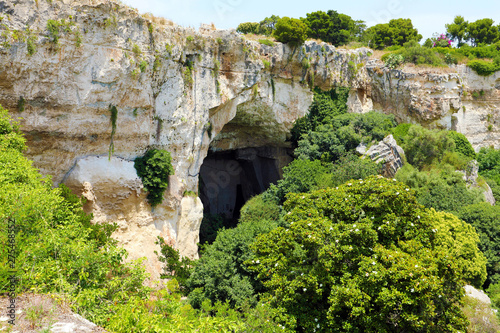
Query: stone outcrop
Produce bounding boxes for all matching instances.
[0,0,370,278]
[2,0,500,279]
[358,135,405,178]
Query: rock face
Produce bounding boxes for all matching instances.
[0,0,370,278]
[2,0,500,279]
[366,62,500,150]
[359,135,405,178]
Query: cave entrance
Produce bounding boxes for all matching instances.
[199,147,292,226]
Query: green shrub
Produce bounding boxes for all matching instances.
[468,59,500,76]
[391,122,412,145]
[447,130,476,159]
[273,17,308,46]
[156,236,194,293]
[458,203,500,287]
[134,149,174,207]
[187,217,278,309]
[477,146,500,185]
[236,22,259,34]
[327,152,382,186]
[396,163,483,214]
[139,60,147,72]
[402,125,455,169]
[384,53,404,69]
[400,45,443,66]
[258,38,274,47]
[248,176,483,332]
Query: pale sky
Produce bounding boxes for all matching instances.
[120,0,500,42]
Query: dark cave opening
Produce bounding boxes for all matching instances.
[198,147,292,227]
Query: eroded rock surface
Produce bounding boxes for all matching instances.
[2,0,500,279]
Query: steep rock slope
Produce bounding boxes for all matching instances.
[0,0,370,278]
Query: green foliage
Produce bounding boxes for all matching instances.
[467,59,500,76]
[258,38,274,47]
[445,15,469,46]
[447,130,476,159]
[132,43,141,56]
[402,125,455,169]
[396,163,483,214]
[290,87,349,145]
[17,96,25,112]
[248,176,482,332]
[186,35,194,42]
[458,203,500,287]
[301,10,358,46]
[467,18,499,46]
[391,122,412,145]
[0,105,26,152]
[108,105,118,159]
[327,152,382,187]
[156,236,194,293]
[199,213,226,246]
[273,17,308,46]
[187,211,279,309]
[295,111,396,163]
[139,59,147,72]
[257,15,280,36]
[236,22,259,34]
[46,18,75,45]
[365,18,422,50]
[134,149,174,207]
[384,53,404,68]
[266,159,330,204]
[477,146,500,185]
[399,43,444,66]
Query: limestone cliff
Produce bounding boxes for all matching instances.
[1,0,499,280]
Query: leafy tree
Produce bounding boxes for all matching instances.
[258,15,280,36]
[467,18,499,46]
[266,159,330,204]
[458,203,500,287]
[301,10,358,46]
[327,152,382,186]
[365,18,422,49]
[446,16,469,46]
[187,195,280,309]
[248,176,484,332]
[273,17,309,46]
[290,87,349,145]
[236,22,259,34]
[294,112,396,163]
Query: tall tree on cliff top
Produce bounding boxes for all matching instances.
[364,18,422,49]
[301,10,359,46]
[446,15,469,46]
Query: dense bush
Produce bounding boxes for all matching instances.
[447,130,476,159]
[290,87,349,145]
[187,199,279,309]
[478,146,500,184]
[265,159,330,204]
[396,164,483,213]
[295,112,396,163]
[327,152,382,187]
[134,149,174,207]
[402,125,455,169]
[248,176,484,332]
[458,203,500,287]
[236,22,259,34]
[273,17,309,46]
[467,59,500,76]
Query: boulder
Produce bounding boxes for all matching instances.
[360,135,405,178]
